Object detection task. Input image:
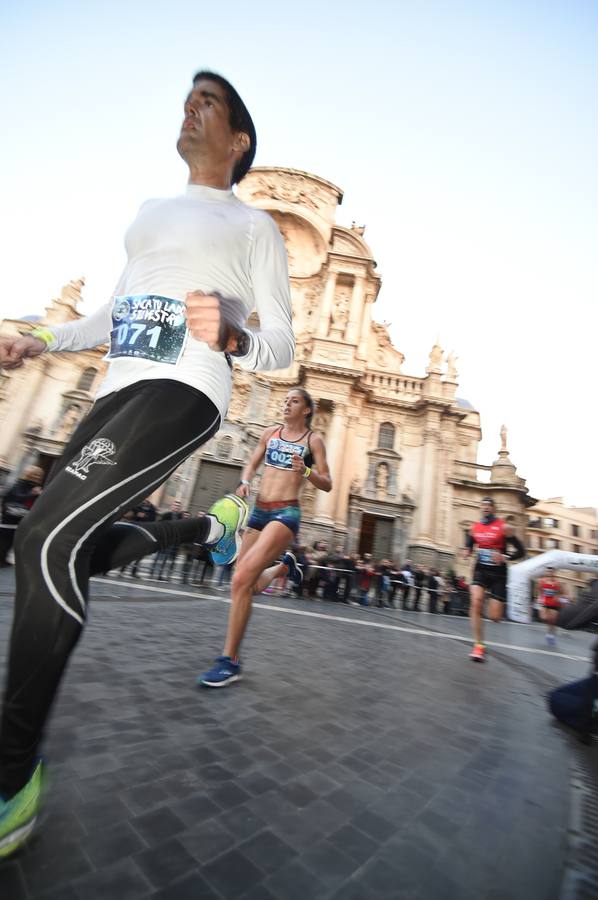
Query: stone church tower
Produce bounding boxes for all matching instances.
[188,166,532,567]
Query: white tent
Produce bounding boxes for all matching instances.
[508,550,598,623]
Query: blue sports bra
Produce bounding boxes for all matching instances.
[264,426,313,471]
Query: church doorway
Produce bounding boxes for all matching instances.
[190,460,242,515]
[359,513,394,559]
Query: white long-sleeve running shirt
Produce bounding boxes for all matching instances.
[48,184,295,420]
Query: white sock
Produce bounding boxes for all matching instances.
[205,515,225,544]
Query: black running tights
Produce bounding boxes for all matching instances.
[0,379,220,797]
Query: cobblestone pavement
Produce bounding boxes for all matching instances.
[0,568,595,900]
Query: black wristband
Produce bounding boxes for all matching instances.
[229,330,250,358]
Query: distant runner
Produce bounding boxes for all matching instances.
[462,498,525,662]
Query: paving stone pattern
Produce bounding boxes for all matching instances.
[0,577,589,899]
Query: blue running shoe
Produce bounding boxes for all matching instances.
[198,656,242,688]
[282,551,303,588]
[208,494,249,566]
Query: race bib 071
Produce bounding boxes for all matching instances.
[107,295,188,365]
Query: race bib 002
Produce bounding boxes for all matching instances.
[107,295,188,365]
[265,438,306,470]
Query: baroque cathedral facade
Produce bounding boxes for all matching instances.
[0,167,532,575]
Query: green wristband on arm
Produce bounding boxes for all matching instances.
[30,327,56,349]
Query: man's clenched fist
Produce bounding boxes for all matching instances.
[0,335,46,370]
[184,291,245,352]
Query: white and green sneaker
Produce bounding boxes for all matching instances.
[0,760,44,858]
[208,494,249,566]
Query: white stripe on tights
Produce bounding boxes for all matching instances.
[66,464,181,618]
[112,521,159,542]
[41,414,220,625]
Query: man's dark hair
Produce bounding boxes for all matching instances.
[192,70,256,184]
[482,497,495,506]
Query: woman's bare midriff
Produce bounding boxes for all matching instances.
[257,465,305,503]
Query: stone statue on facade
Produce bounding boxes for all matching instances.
[375,463,389,491]
[446,352,458,380]
[372,322,392,349]
[427,341,443,373]
[331,287,350,326]
[500,424,508,452]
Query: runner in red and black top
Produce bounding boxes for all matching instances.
[538,566,563,646]
[461,497,524,662]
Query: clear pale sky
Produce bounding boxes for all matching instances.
[1,0,596,505]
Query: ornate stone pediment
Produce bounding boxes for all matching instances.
[237,167,343,237]
[331,226,374,261]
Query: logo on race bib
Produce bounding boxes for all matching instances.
[66,439,117,481]
[112,298,131,322]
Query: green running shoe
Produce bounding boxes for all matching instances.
[0,760,44,858]
[208,494,249,566]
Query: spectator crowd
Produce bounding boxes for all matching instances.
[285,542,471,616]
[114,501,472,615]
[0,473,473,615]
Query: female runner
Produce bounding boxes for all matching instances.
[199,386,332,686]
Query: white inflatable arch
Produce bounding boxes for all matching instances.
[508,550,598,623]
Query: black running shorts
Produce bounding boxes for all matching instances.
[472,562,507,601]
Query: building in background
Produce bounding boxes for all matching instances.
[526,498,598,599]
[0,167,540,571]
[0,278,107,482]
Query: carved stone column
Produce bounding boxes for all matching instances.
[391,519,404,561]
[313,400,347,524]
[334,412,358,529]
[357,296,373,359]
[435,424,456,549]
[316,271,338,337]
[347,500,362,554]
[414,416,441,543]
[345,277,365,345]
[177,450,203,510]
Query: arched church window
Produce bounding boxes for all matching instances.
[378,422,395,450]
[77,367,97,392]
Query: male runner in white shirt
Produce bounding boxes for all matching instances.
[0,70,294,857]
